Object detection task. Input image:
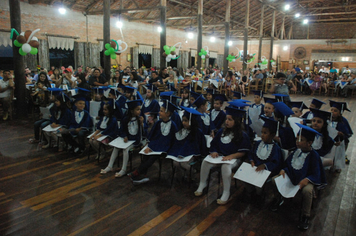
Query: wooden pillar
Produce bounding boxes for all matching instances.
[307,23,310,39]
[243,0,249,71]
[280,15,285,40]
[269,10,275,70]
[103,0,110,78]
[288,21,293,39]
[197,0,203,70]
[9,0,26,118]
[223,0,231,75]
[258,5,264,62]
[160,0,167,68]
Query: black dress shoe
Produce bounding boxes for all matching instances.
[297,215,310,230]
[270,195,284,212]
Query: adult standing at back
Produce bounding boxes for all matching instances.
[89,68,108,87]
[0,70,15,120]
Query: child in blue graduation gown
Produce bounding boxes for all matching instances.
[245,117,283,204]
[210,94,227,131]
[261,97,277,120]
[168,106,208,171]
[42,92,72,150]
[270,124,326,230]
[116,84,128,115]
[302,98,325,123]
[89,102,119,160]
[193,95,212,135]
[141,84,160,117]
[61,94,93,154]
[329,100,353,168]
[290,101,308,118]
[128,101,178,184]
[195,107,251,205]
[101,100,144,177]
[160,92,182,130]
[179,88,191,108]
[309,108,335,167]
[251,90,265,116]
[205,88,216,112]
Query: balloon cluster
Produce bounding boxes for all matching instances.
[271,58,276,67]
[104,39,128,59]
[226,54,235,62]
[162,43,181,62]
[259,56,268,65]
[10,28,40,55]
[199,46,210,59]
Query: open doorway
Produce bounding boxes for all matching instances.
[49,48,74,68]
[0,45,14,70]
[139,53,151,68]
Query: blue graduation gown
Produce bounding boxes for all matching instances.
[283,149,327,188]
[171,111,182,131]
[116,94,127,115]
[68,110,92,130]
[251,103,265,116]
[312,135,335,157]
[210,109,226,130]
[141,98,160,115]
[332,117,353,144]
[147,119,178,152]
[168,128,208,158]
[210,129,251,156]
[279,126,297,151]
[49,108,72,127]
[119,116,143,146]
[249,140,283,175]
[196,113,211,135]
[96,116,119,139]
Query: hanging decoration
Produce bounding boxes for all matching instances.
[10,28,40,55]
[227,47,241,63]
[162,42,182,62]
[226,54,235,62]
[260,56,268,65]
[104,39,128,59]
[198,46,210,59]
[270,58,277,67]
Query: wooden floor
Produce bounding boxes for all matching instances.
[0,94,356,236]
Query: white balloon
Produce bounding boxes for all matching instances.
[201,55,205,59]
[22,43,31,53]
[233,59,236,62]
[166,57,171,62]
[167,54,173,59]
[117,40,122,45]
[32,36,38,41]
[171,55,177,59]
[119,46,122,51]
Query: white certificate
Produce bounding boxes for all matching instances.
[109,137,135,149]
[87,132,108,142]
[233,162,271,188]
[204,155,237,165]
[139,145,163,155]
[275,174,300,198]
[42,125,61,132]
[166,155,194,163]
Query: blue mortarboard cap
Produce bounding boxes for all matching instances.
[192,95,206,108]
[145,84,158,92]
[126,99,143,110]
[48,87,64,96]
[273,94,289,103]
[290,101,308,111]
[260,115,278,133]
[117,83,126,90]
[252,90,264,98]
[228,100,251,109]
[310,108,332,122]
[225,107,246,118]
[329,100,351,113]
[311,98,325,108]
[232,98,251,103]
[160,91,174,97]
[190,91,201,99]
[212,93,228,102]
[73,94,90,102]
[273,102,294,117]
[296,123,322,141]
[92,86,108,94]
[181,105,203,125]
[162,100,178,113]
[77,87,91,95]
[124,86,136,93]
[232,91,245,99]
[264,97,278,104]
[134,91,144,103]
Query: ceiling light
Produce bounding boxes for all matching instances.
[284,4,290,11]
[157,26,162,32]
[303,19,309,24]
[58,7,66,14]
[228,41,233,46]
[116,21,123,28]
[295,13,300,18]
[283,46,288,51]
[210,36,216,42]
[187,32,194,39]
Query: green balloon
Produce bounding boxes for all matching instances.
[165,49,170,55]
[171,46,176,51]
[30,47,38,55]
[14,40,22,47]
[105,43,111,50]
[110,54,117,59]
[163,45,169,51]
[19,48,26,56]
[104,50,110,56]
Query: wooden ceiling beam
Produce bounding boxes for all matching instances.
[306,4,356,10]
[88,6,161,15]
